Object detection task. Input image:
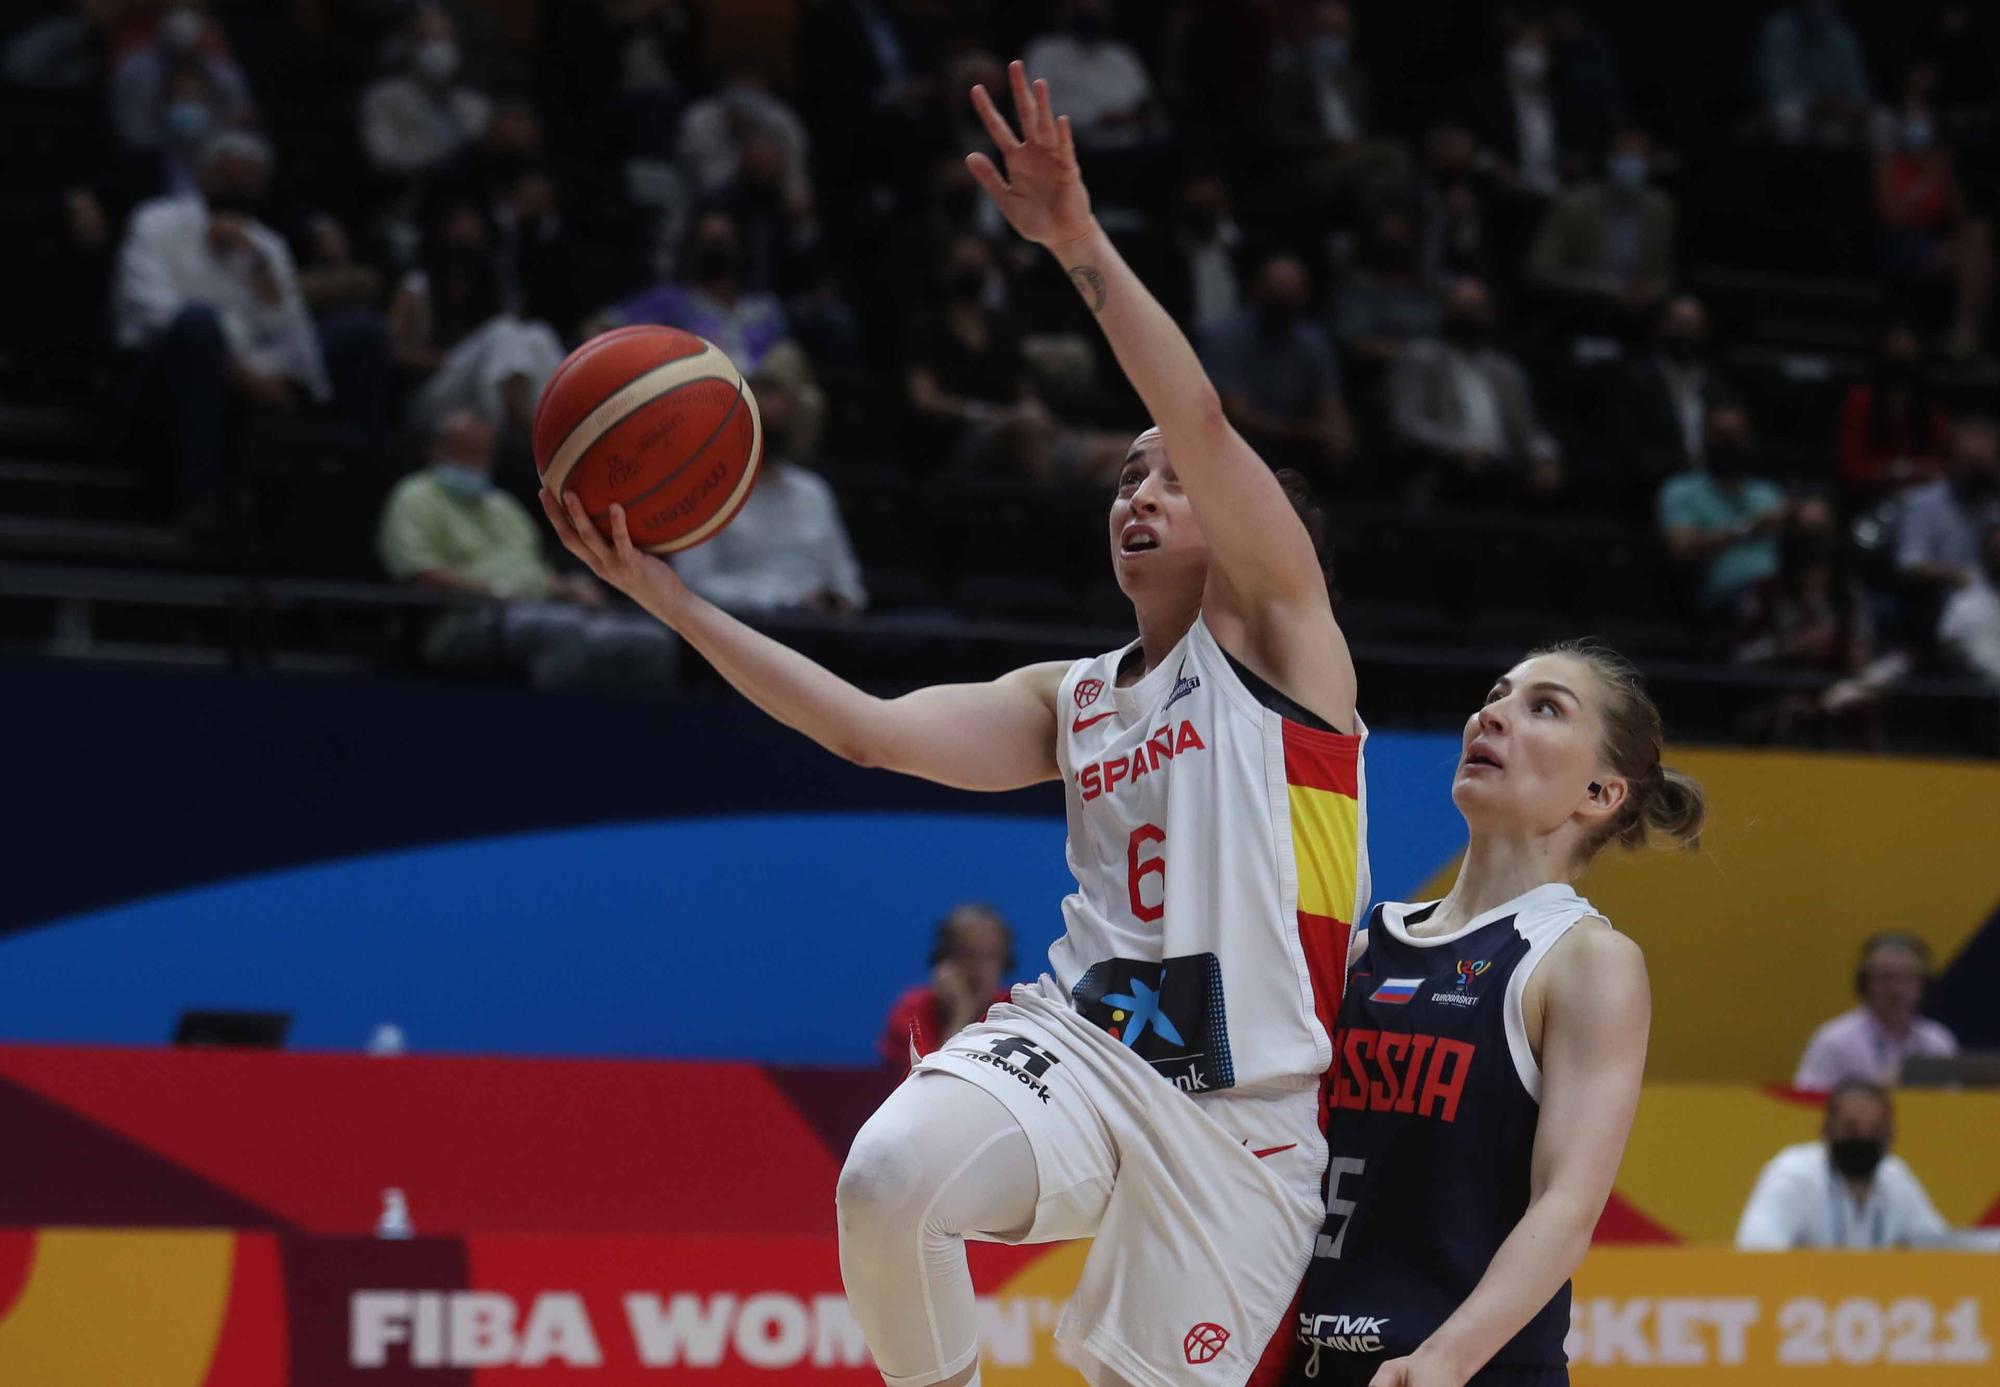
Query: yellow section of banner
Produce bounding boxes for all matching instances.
[986,1246,2000,1384]
[1569,1249,2000,1381]
[986,1242,1091,1384]
[0,1229,234,1387]
[1574,747,2000,1083]
[984,1246,2000,1383]
[1613,1085,2000,1244]
[1415,748,2000,1083]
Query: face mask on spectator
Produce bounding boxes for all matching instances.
[1442,313,1489,350]
[1177,202,1220,239]
[1254,297,1300,335]
[940,185,980,221]
[1660,332,1703,364]
[1879,351,1920,385]
[944,267,986,302]
[691,240,740,283]
[1308,35,1349,69]
[205,186,261,218]
[1903,114,1935,151]
[432,462,494,500]
[1706,439,1753,480]
[440,236,488,269]
[1608,153,1649,190]
[486,148,534,186]
[1785,523,1837,566]
[415,39,460,86]
[1954,466,1999,501]
[166,99,212,145]
[160,7,204,53]
[1828,1137,1886,1180]
[1505,43,1546,86]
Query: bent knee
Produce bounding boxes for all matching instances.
[835,1127,922,1233]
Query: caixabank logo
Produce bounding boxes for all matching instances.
[1072,953,1236,1091]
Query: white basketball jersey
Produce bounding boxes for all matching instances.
[1048,613,1370,1095]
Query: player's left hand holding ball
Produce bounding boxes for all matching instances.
[540,492,690,629]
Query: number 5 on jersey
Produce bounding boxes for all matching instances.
[1316,1158,1365,1258]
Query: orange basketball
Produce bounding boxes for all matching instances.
[532,326,763,554]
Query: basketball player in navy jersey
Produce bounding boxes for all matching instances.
[1281,641,1704,1387]
[546,63,1375,1387]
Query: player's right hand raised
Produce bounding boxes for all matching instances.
[965,60,1094,250]
[541,490,689,626]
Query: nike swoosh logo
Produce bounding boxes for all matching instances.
[1072,711,1117,733]
[1250,1143,1298,1160]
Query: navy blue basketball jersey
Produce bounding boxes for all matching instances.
[1287,883,1598,1381]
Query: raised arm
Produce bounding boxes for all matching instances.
[1377,925,1649,1387]
[967,62,1354,730]
[543,492,1064,791]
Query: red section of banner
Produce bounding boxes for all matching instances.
[459,1236,875,1382]
[282,1235,474,1387]
[1761,1082,1829,1107]
[0,1047,838,1237]
[0,1229,32,1321]
[201,1232,288,1387]
[1591,1191,1681,1244]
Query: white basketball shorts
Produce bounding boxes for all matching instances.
[914,977,1325,1387]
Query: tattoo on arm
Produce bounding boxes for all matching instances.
[1067,264,1106,314]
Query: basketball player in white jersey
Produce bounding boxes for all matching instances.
[1286,641,1704,1387]
[542,62,1367,1387]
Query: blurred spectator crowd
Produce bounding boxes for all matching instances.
[5,0,2000,723]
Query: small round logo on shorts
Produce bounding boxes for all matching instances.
[1184,1321,1230,1364]
[1074,677,1106,709]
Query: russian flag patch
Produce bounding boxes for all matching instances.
[1370,977,1423,1005]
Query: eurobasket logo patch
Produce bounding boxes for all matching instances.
[1369,978,1422,1005]
[1434,959,1491,1009]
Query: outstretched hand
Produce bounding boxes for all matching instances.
[539,488,688,625]
[965,60,1094,249]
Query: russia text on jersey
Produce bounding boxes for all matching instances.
[1325,1027,1474,1123]
[1075,720,1207,801]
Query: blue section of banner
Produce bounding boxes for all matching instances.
[0,733,1469,1060]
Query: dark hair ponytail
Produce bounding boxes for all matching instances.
[1627,764,1707,852]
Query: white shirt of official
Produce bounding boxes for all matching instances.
[359,75,491,176]
[1448,348,1509,455]
[1020,33,1153,148]
[1939,579,2000,686]
[113,195,330,399]
[1735,1141,1949,1250]
[1183,224,1243,338]
[1661,359,1706,462]
[1309,62,1360,142]
[670,461,868,615]
[1511,87,1559,195]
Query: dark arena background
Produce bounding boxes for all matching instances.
[3,1,1999,1383]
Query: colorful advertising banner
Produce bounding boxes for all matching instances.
[2,1231,1995,1384]
[1567,1249,1999,1382]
